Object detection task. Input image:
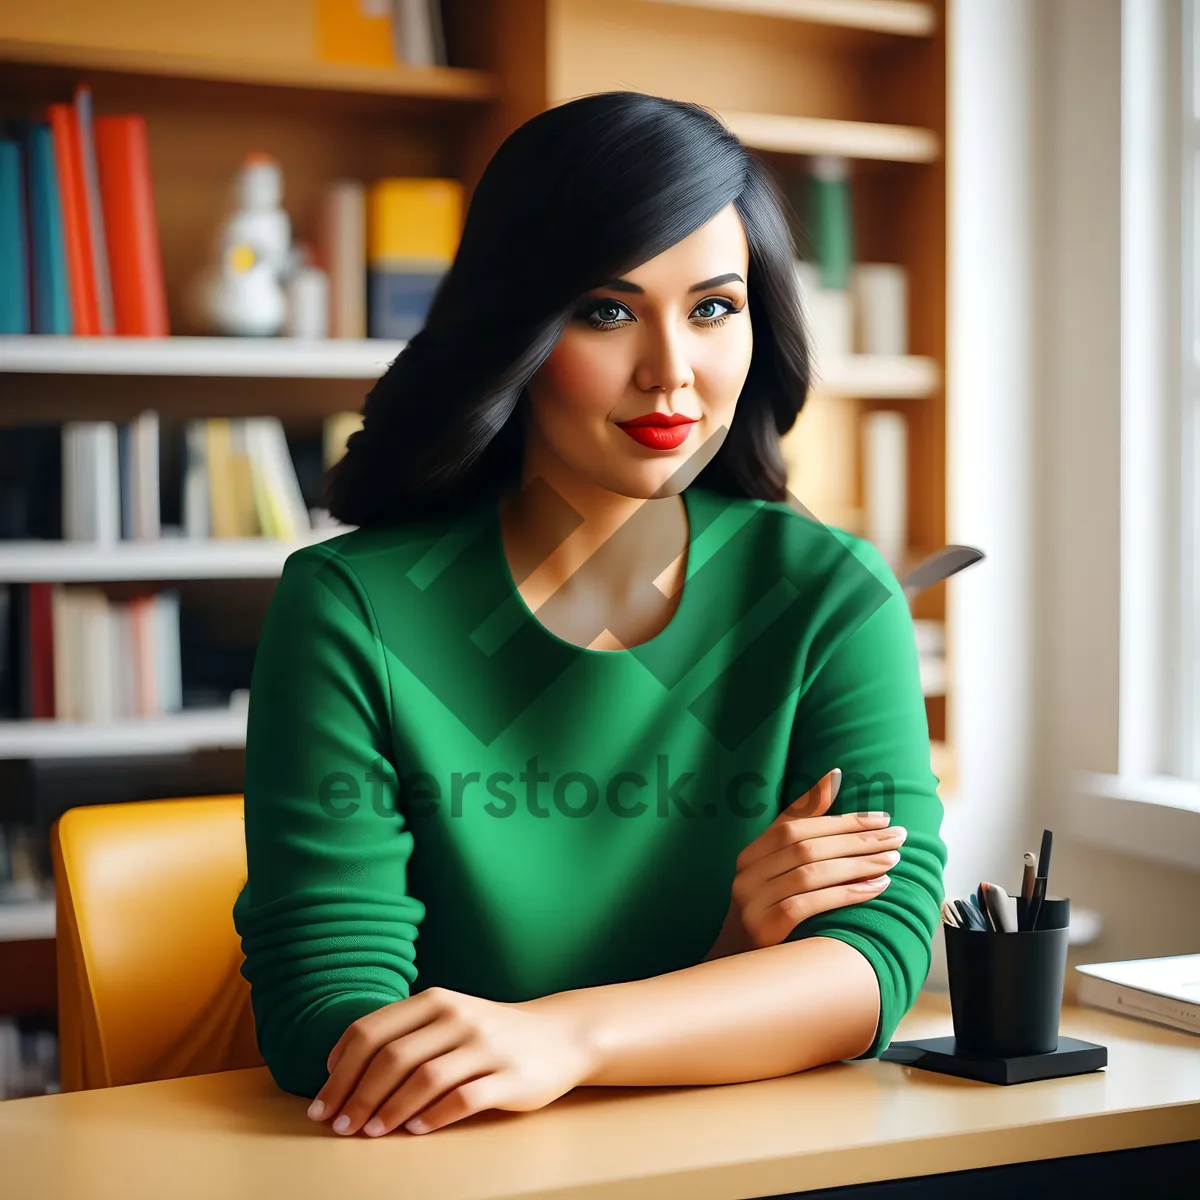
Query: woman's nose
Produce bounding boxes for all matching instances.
[636,323,695,393]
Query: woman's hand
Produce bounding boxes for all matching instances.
[705,768,907,959]
[307,987,597,1137]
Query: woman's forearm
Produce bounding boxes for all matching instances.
[523,935,881,1088]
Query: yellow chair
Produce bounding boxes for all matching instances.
[50,794,264,1091]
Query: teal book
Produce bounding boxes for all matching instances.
[0,140,30,334]
[809,154,854,292]
[22,122,72,334]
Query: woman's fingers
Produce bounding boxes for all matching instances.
[755,845,902,912]
[751,875,894,947]
[737,808,895,871]
[311,992,441,1123]
[323,1017,464,1137]
[760,825,908,880]
[365,1044,496,1137]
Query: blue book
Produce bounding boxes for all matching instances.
[22,122,72,334]
[0,140,30,335]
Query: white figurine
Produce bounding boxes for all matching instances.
[193,154,302,336]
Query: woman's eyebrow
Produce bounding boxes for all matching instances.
[594,272,745,295]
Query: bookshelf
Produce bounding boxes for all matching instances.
[0,899,55,943]
[0,334,939,393]
[0,0,955,1087]
[0,706,247,761]
[0,335,408,377]
[0,38,498,104]
[0,531,347,582]
[639,0,937,38]
[719,111,939,162]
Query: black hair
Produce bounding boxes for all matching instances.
[323,90,812,527]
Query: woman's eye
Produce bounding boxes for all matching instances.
[693,297,737,322]
[585,301,634,328]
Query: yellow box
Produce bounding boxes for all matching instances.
[315,0,395,69]
[367,178,463,263]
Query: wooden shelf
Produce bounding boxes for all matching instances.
[641,0,936,37]
[0,340,938,398]
[721,110,939,161]
[0,706,247,760]
[0,38,497,103]
[0,336,407,378]
[0,529,350,582]
[812,355,940,398]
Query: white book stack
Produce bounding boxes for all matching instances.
[67,413,160,543]
[62,422,120,543]
[391,0,448,67]
[50,587,183,722]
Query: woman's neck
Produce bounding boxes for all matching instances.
[496,471,690,648]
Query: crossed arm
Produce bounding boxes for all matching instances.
[528,934,881,1088]
[303,933,881,1137]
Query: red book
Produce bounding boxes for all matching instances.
[93,114,169,336]
[29,582,56,720]
[47,103,99,334]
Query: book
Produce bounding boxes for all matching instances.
[46,102,97,334]
[1075,953,1200,1037]
[93,114,169,336]
[21,121,73,334]
[73,84,115,335]
[61,422,120,543]
[318,179,366,338]
[131,409,161,540]
[182,420,211,539]
[203,418,241,539]
[0,140,29,334]
[316,0,396,68]
[366,177,461,338]
[246,418,311,540]
[392,0,437,67]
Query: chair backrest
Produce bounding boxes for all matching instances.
[50,794,263,1090]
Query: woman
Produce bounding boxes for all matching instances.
[232,91,946,1139]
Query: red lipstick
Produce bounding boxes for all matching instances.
[616,411,698,451]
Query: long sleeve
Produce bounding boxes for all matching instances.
[232,542,426,1098]
[783,541,947,1061]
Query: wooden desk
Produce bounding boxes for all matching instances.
[1,992,1198,1199]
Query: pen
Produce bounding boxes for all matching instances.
[1019,851,1036,931]
[1028,829,1053,931]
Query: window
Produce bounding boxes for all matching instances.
[1074,0,1200,870]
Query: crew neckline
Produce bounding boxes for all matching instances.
[490,485,701,658]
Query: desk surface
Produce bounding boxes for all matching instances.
[2,992,1199,1200]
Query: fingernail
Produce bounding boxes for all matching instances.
[889,826,908,842]
[830,768,842,801]
[861,811,891,824]
[333,1114,351,1134]
[364,1118,385,1137]
[857,874,891,890]
[307,1100,325,1121]
[881,850,901,865]
[406,1117,429,1135]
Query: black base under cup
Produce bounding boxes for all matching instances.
[944,897,1071,1058]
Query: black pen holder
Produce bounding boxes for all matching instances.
[944,897,1070,1057]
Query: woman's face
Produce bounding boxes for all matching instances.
[522,202,753,500]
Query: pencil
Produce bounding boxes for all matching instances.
[1019,851,1036,931]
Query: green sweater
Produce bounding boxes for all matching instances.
[232,483,947,1099]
